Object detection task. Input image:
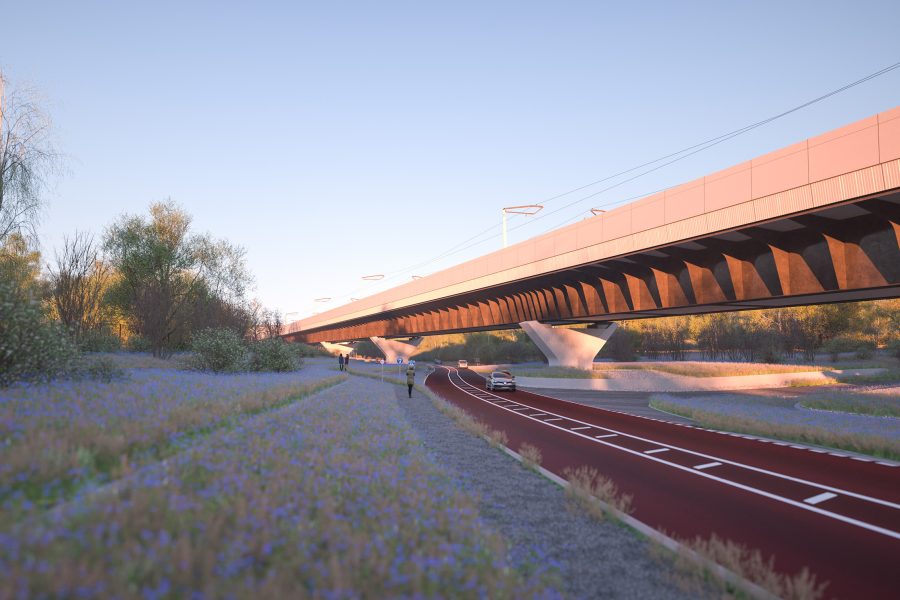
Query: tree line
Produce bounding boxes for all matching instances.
[2,200,285,357]
[1,72,304,384]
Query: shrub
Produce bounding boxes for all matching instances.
[821,336,858,362]
[79,329,122,352]
[73,355,127,382]
[294,342,330,358]
[190,328,246,373]
[125,334,152,353]
[0,282,80,386]
[854,342,875,360]
[248,338,301,372]
[888,339,900,363]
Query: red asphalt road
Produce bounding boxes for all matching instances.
[425,366,900,600]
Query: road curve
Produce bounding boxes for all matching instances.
[425,366,900,599]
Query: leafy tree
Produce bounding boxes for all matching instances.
[103,201,251,357]
[0,232,43,299]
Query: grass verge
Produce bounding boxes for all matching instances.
[649,397,900,461]
[799,390,900,418]
[597,362,825,377]
[836,368,900,385]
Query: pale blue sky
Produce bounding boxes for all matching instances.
[2,1,899,318]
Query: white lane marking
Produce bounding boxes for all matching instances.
[695,462,722,470]
[571,426,592,431]
[595,434,618,439]
[447,369,900,512]
[805,492,838,505]
[512,407,529,411]
[531,413,547,417]
[520,381,900,469]
[851,457,872,462]
[441,368,900,540]
[544,418,563,422]
[645,448,670,455]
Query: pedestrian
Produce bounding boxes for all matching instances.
[338,354,344,371]
[406,364,415,398]
[343,354,350,370]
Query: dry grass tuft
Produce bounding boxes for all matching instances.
[562,465,633,521]
[489,428,509,449]
[518,443,543,471]
[660,533,828,600]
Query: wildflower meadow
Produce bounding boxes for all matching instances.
[0,361,558,598]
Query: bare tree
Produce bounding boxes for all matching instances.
[48,232,111,343]
[0,71,61,243]
[245,302,283,341]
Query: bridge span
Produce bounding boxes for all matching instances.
[283,108,900,365]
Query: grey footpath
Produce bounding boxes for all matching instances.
[391,381,702,600]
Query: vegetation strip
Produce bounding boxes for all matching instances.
[0,370,345,523]
[649,397,900,461]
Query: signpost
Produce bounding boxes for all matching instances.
[397,357,403,376]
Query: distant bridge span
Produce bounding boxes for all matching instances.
[284,108,900,346]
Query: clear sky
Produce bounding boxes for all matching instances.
[2,1,898,319]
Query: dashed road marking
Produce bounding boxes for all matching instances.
[645,448,670,455]
[694,462,722,470]
[805,492,838,505]
[595,433,618,439]
[545,418,563,422]
[571,426,591,431]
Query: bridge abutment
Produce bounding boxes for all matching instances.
[370,336,423,364]
[519,321,618,370]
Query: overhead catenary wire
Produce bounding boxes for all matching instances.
[318,61,900,310]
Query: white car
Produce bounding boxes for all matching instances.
[457,359,468,368]
[486,370,516,392]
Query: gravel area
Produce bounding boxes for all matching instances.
[390,381,700,599]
